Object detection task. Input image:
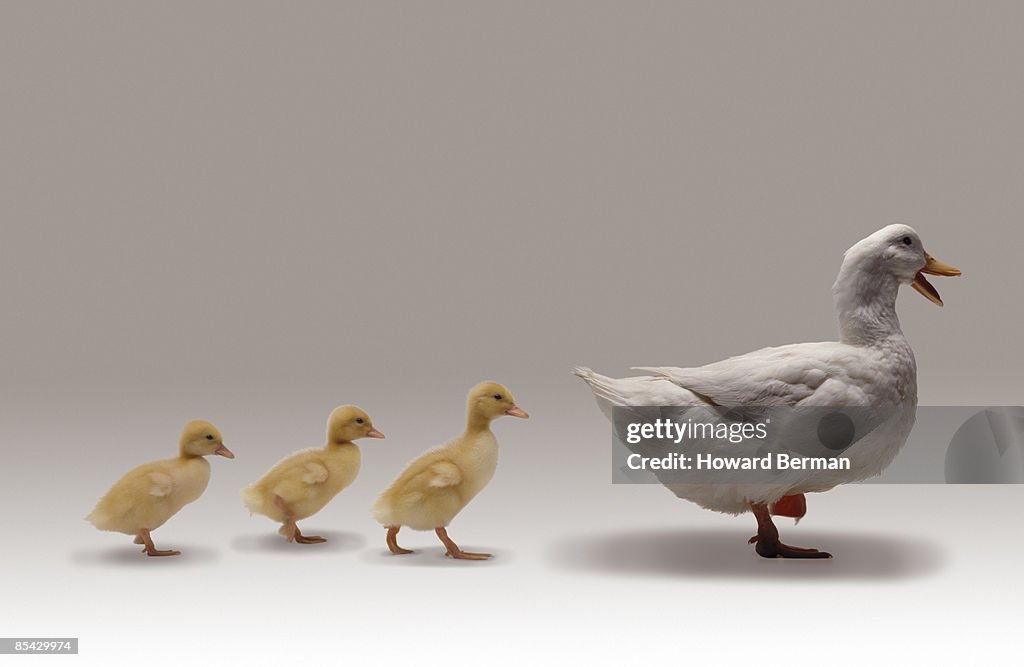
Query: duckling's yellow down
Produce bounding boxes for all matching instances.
[372,382,527,531]
[242,405,383,523]
[87,420,233,536]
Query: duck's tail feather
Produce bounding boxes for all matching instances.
[573,365,706,419]
[241,485,264,516]
[572,367,629,406]
[572,366,633,420]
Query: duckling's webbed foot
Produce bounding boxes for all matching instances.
[386,526,414,554]
[137,529,180,557]
[748,503,832,559]
[294,528,326,544]
[272,495,325,544]
[278,522,326,544]
[435,527,492,560]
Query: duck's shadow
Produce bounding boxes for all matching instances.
[70,544,221,567]
[230,530,366,554]
[547,528,945,581]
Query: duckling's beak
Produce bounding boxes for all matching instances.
[366,428,386,439]
[214,443,235,459]
[912,253,961,306]
[505,405,529,419]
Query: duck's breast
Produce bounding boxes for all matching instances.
[168,457,212,511]
[456,432,500,503]
[318,446,362,500]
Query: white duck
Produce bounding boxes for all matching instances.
[574,224,960,558]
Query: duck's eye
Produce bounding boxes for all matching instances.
[205,434,214,440]
[902,236,912,245]
[493,394,503,400]
[356,418,364,424]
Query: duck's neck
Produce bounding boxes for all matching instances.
[833,264,905,346]
[464,411,495,437]
[178,445,204,460]
[327,440,357,450]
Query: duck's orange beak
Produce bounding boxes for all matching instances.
[214,444,235,459]
[505,405,529,418]
[911,253,961,306]
[366,428,386,439]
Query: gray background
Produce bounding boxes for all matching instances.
[1,2,1022,664]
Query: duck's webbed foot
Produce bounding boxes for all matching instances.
[294,528,326,544]
[386,526,414,554]
[277,521,326,544]
[137,528,180,557]
[435,527,492,560]
[749,502,831,559]
[272,495,326,544]
[747,534,831,559]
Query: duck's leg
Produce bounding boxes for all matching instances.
[273,494,326,544]
[137,528,180,557]
[434,527,491,560]
[386,526,414,554]
[748,502,831,559]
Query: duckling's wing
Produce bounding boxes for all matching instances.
[148,472,174,497]
[636,342,859,408]
[427,461,463,488]
[301,462,329,485]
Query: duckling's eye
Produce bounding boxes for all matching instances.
[902,236,912,245]
[356,418,364,424]
[205,434,214,440]
[493,394,503,400]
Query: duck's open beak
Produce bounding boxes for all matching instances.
[912,253,961,306]
[505,405,529,418]
[214,444,235,459]
[366,428,385,439]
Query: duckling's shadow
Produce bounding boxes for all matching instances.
[70,544,221,568]
[358,545,513,568]
[547,528,944,581]
[230,530,366,554]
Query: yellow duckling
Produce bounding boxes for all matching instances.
[86,419,235,557]
[372,381,528,560]
[242,405,384,544]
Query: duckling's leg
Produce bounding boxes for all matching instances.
[386,526,414,554]
[747,503,831,559]
[136,529,180,557]
[434,527,491,560]
[273,495,326,544]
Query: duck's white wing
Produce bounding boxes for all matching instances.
[301,462,329,485]
[636,342,877,408]
[427,461,463,488]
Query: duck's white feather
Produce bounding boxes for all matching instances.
[574,224,948,515]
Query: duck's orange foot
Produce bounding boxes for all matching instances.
[136,529,179,557]
[386,526,414,554]
[444,550,492,560]
[434,527,492,561]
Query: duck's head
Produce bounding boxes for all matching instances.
[839,224,961,306]
[180,419,234,459]
[327,405,385,443]
[467,381,529,421]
